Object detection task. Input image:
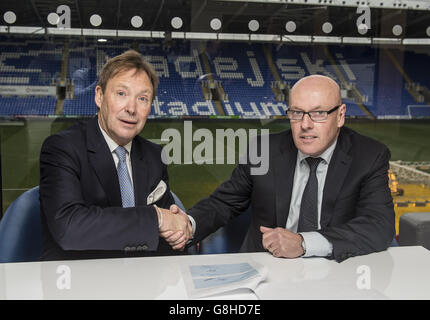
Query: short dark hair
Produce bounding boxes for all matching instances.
[97,50,159,102]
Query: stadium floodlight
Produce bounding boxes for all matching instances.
[210,18,222,31]
[47,13,60,26]
[131,16,143,29]
[171,17,183,30]
[342,37,372,44]
[89,14,102,27]
[313,36,342,43]
[3,11,17,24]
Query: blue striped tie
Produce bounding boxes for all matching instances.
[114,146,135,208]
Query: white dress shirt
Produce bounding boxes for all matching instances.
[287,139,338,257]
[98,121,134,186]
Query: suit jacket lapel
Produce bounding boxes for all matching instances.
[86,116,122,207]
[320,127,352,228]
[275,131,297,228]
[130,138,149,206]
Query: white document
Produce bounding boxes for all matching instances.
[182,259,267,299]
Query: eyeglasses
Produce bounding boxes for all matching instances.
[286,104,341,122]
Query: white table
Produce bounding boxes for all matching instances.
[1,246,429,300]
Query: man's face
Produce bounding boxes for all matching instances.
[95,68,153,146]
[289,77,345,157]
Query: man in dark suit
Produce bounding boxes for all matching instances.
[40,50,192,261]
[174,75,395,262]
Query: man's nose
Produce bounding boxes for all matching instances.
[125,99,137,115]
[301,113,314,130]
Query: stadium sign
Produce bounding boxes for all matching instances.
[0,85,56,96]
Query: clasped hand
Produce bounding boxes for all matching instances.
[157,204,192,251]
[260,226,304,258]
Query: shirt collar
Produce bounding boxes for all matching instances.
[297,138,338,165]
[98,119,132,155]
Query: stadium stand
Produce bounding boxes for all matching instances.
[0,36,429,118]
[0,36,62,116]
[64,42,99,115]
[205,42,279,117]
[142,41,218,117]
[0,97,56,115]
[403,49,430,118]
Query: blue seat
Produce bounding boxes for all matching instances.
[0,187,187,263]
[390,237,399,247]
[198,206,252,254]
[0,186,41,263]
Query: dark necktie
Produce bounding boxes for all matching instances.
[297,157,323,232]
[114,146,135,208]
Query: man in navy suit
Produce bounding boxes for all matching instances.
[174,75,395,262]
[40,50,192,261]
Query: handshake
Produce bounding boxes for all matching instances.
[154,204,193,251]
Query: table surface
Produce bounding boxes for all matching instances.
[1,246,429,300]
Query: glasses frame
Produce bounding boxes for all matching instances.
[286,104,342,122]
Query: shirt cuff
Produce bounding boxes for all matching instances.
[299,231,333,257]
[187,214,196,237]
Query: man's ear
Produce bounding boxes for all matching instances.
[94,85,103,109]
[337,103,346,127]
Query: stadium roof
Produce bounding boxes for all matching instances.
[1,0,430,40]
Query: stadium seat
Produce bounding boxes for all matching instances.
[170,191,185,212]
[0,186,188,263]
[198,206,252,254]
[0,186,41,263]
